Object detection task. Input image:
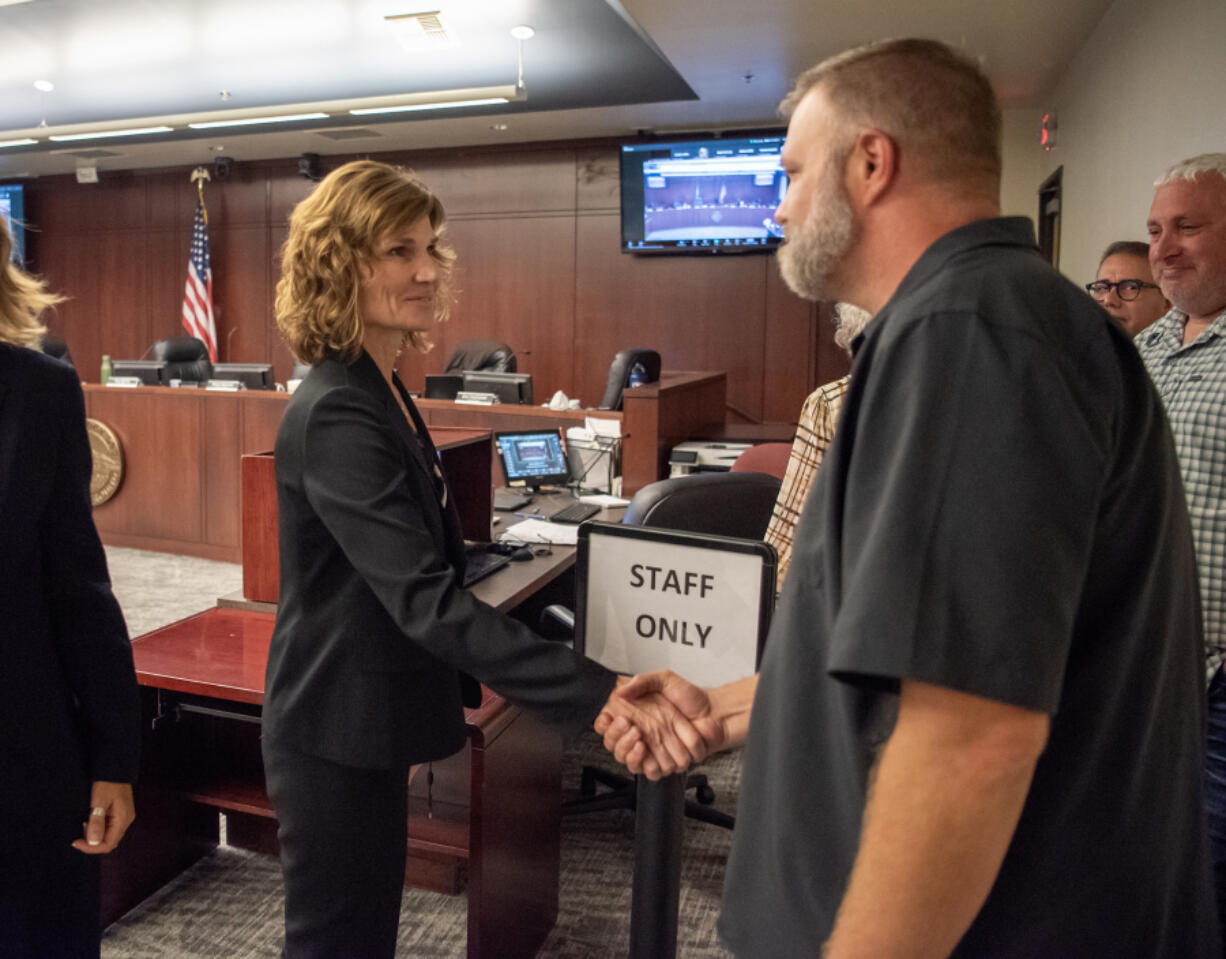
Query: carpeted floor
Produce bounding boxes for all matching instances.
[101,546,738,958]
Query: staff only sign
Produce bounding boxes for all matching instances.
[575,522,777,687]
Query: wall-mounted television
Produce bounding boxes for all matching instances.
[620,133,788,255]
[0,184,26,264]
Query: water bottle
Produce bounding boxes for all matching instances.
[628,361,647,389]
[100,354,112,385]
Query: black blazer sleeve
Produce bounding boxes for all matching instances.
[0,347,140,785]
[265,357,615,768]
[305,383,614,723]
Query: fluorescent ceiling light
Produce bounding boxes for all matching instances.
[49,126,173,142]
[188,112,329,130]
[0,0,37,6]
[350,97,507,115]
[0,85,524,147]
[0,138,39,148]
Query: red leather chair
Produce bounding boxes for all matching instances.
[730,442,791,480]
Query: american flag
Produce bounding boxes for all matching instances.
[181,199,217,361]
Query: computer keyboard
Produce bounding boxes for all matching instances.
[462,548,511,587]
[548,501,601,524]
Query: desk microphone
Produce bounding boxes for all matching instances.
[226,328,238,361]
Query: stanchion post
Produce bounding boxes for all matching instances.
[628,773,685,959]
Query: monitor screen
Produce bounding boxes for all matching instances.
[111,360,166,385]
[0,184,26,265]
[212,362,275,390]
[620,133,788,255]
[424,374,464,400]
[496,429,571,488]
[462,370,533,405]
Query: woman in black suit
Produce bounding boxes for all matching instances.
[262,160,694,958]
[0,222,140,957]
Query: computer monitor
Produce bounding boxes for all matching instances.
[211,362,276,390]
[495,429,571,489]
[462,370,533,405]
[424,374,464,399]
[110,360,166,385]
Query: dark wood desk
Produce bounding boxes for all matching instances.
[103,548,580,959]
[85,371,725,561]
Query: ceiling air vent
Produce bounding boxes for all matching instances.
[384,11,456,51]
[312,127,384,141]
[51,148,123,159]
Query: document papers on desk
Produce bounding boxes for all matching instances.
[500,518,580,546]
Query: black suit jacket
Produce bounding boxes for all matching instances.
[263,351,615,769]
[0,344,139,831]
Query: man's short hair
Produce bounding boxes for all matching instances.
[1099,240,1150,267]
[1154,153,1226,191]
[780,38,1001,194]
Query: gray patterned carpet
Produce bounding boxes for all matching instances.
[101,547,739,958]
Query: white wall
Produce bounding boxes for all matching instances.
[1038,0,1226,284]
[1001,107,1044,221]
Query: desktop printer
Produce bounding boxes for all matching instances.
[668,441,752,477]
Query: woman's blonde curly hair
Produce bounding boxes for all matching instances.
[0,218,64,349]
[275,159,455,365]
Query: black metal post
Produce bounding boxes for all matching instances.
[628,773,685,959]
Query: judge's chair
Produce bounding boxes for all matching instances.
[443,339,517,374]
[151,336,212,383]
[546,469,782,828]
[597,348,661,411]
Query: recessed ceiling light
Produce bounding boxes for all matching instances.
[33,80,54,92]
[510,25,535,40]
[0,0,37,7]
[490,123,508,131]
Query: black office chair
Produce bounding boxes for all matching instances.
[41,334,73,368]
[443,339,517,374]
[151,336,212,383]
[553,470,782,828]
[598,348,661,411]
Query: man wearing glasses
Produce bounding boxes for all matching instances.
[1137,152,1226,939]
[1086,239,1168,337]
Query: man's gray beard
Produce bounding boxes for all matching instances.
[832,302,873,353]
[776,177,857,303]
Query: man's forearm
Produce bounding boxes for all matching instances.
[707,673,759,750]
[824,680,1048,959]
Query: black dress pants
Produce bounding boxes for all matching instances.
[263,738,410,959]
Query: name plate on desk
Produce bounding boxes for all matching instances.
[105,376,143,388]
[455,390,501,405]
[205,379,245,392]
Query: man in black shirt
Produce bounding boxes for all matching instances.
[599,38,1218,958]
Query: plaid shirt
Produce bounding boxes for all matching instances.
[764,376,850,593]
[1137,307,1226,685]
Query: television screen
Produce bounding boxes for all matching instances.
[462,370,533,405]
[620,133,788,255]
[0,184,26,264]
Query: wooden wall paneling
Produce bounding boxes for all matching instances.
[143,226,189,350]
[574,147,619,213]
[431,214,578,398]
[412,149,578,217]
[573,212,767,419]
[202,394,241,551]
[89,390,203,544]
[214,225,274,365]
[761,263,820,422]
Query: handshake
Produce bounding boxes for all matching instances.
[595,671,754,780]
